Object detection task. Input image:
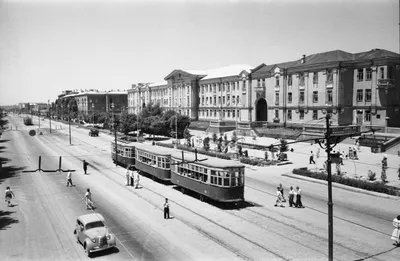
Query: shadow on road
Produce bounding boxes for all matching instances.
[0,210,19,230]
[353,246,399,261]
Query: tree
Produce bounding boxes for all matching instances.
[0,108,8,133]
[279,139,288,153]
[203,137,210,151]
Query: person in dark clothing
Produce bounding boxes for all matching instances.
[295,186,304,208]
[288,186,295,207]
[309,151,315,164]
[83,160,89,174]
[163,198,170,219]
[278,184,286,202]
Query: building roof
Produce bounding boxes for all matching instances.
[134,143,176,156]
[353,48,400,61]
[149,81,168,87]
[202,64,253,80]
[170,150,245,168]
[289,50,353,68]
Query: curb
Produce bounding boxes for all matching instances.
[281,173,400,200]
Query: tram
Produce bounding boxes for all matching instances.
[111,140,136,167]
[134,143,172,181]
[170,150,245,203]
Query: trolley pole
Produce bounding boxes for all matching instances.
[49,103,52,134]
[68,105,71,145]
[325,113,333,261]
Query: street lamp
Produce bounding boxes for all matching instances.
[68,103,71,145]
[48,100,52,134]
[92,103,95,125]
[111,102,117,166]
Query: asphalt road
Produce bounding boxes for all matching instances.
[1,114,399,261]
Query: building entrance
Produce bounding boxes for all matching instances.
[256,98,268,121]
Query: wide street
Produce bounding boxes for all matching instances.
[1,114,399,261]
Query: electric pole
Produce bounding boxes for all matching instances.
[325,113,333,261]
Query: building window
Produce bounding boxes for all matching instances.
[299,73,305,86]
[313,91,318,103]
[365,89,372,102]
[227,110,230,117]
[313,72,318,84]
[379,67,385,79]
[214,97,216,105]
[326,69,333,83]
[327,90,333,103]
[275,76,280,86]
[232,110,235,118]
[288,92,292,103]
[364,110,371,122]
[221,97,224,105]
[287,110,292,120]
[299,110,304,120]
[312,110,318,120]
[214,110,217,117]
[357,69,364,81]
[288,75,292,86]
[257,79,261,87]
[299,91,305,103]
[222,110,225,117]
[356,89,363,102]
[275,110,279,119]
[275,92,279,105]
[262,79,265,87]
[366,68,372,81]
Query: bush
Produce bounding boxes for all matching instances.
[367,170,376,181]
[292,168,399,196]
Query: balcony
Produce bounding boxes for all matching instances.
[377,79,396,93]
[274,85,280,91]
[326,80,333,88]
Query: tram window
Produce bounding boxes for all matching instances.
[218,177,222,186]
[203,175,208,183]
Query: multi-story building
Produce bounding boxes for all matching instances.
[56,89,128,115]
[250,48,400,127]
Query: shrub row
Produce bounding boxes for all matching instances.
[240,157,279,166]
[292,168,400,196]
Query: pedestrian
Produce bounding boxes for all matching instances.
[288,186,295,207]
[391,215,400,246]
[134,171,140,189]
[82,188,94,210]
[5,186,16,207]
[130,169,135,186]
[278,184,286,202]
[397,165,400,180]
[309,151,315,164]
[66,171,74,187]
[163,198,170,219]
[83,160,89,175]
[125,166,131,186]
[295,186,304,208]
[355,139,360,151]
[274,187,284,207]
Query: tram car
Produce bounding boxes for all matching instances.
[23,117,32,125]
[111,140,136,167]
[134,143,173,181]
[170,150,245,203]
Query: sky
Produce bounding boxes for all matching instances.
[0,0,399,106]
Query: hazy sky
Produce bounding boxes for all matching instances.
[0,0,399,105]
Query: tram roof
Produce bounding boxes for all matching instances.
[134,143,176,156]
[170,150,244,168]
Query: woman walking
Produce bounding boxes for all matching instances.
[5,186,16,207]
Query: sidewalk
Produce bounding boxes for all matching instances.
[188,129,400,189]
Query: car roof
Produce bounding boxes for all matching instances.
[78,213,105,224]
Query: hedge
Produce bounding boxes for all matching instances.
[292,168,400,196]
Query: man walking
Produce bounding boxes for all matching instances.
[82,188,94,210]
[125,166,131,186]
[274,187,284,207]
[278,184,286,202]
[295,186,304,208]
[5,186,16,207]
[83,160,89,175]
[163,198,170,219]
[134,171,140,189]
[66,171,74,187]
[309,151,315,164]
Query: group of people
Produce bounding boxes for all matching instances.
[275,184,304,208]
[125,165,140,188]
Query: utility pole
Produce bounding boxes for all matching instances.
[325,113,333,261]
[68,104,71,145]
[48,101,52,134]
[111,102,117,166]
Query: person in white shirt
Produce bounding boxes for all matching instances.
[163,198,170,219]
[82,188,94,210]
[66,171,73,187]
[5,187,16,207]
[134,171,140,189]
[391,215,400,246]
[125,166,131,186]
[295,186,304,208]
[274,187,284,207]
[288,186,295,207]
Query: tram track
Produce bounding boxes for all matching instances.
[38,132,258,261]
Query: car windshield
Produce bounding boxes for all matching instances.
[85,221,105,230]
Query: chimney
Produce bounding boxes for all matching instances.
[301,55,306,64]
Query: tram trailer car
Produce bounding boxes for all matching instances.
[170,150,245,204]
[111,140,136,168]
[134,143,173,181]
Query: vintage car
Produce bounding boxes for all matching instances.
[74,213,116,257]
[89,128,99,137]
